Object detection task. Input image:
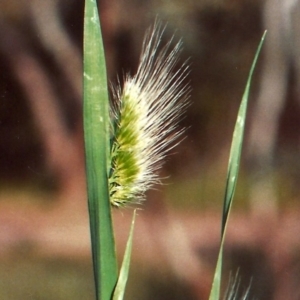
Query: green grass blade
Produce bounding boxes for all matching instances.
[208,31,266,300]
[221,31,267,236]
[209,248,224,300]
[113,210,137,300]
[83,0,118,299]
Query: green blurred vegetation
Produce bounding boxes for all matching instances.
[0,253,94,300]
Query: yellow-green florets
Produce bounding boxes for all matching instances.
[109,22,190,207]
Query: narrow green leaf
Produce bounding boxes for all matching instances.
[113,210,137,300]
[208,31,266,300]
[209,247,224,300]
[83,0,118,299]
[221,31,267,236]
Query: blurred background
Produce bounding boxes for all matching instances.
[1,0,300,299]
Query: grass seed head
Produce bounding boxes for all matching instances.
[109,22,190,207]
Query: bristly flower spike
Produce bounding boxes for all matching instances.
[109,22,190,207]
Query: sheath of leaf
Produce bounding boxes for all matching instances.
[109,23,190,207]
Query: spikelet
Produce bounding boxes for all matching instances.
[109,22,190,207]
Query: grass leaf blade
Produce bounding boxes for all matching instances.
[208,31,266,300]
[83,0,118,299]
[113,210,137,300]
[221,31,267,236]
[209,248,224,300]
